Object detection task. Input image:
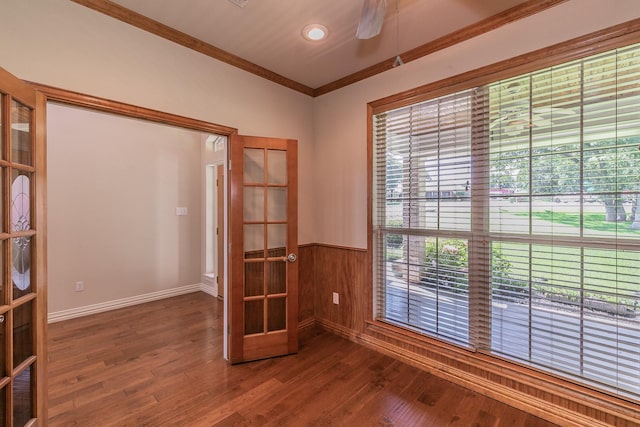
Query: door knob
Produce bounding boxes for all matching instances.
[283,253,297,263]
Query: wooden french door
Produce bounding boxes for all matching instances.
[229,134,298,364]
[0,67,47,425]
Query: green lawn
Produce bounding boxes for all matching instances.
[495,241,640,297]
[383,209,640,298]
[515,211,640,237]
[504,210,639,295]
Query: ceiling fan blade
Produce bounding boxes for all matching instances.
[356,0,388,40]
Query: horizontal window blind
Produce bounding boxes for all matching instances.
[375,91,475,345]
[374,43,640,399]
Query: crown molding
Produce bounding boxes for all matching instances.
[70,0,316,96]
[71,0,567,97]
[314,0,567,96]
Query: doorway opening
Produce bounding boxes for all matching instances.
[203,134,227,300]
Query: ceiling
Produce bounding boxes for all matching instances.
[76,0,564,96]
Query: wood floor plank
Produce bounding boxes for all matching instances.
[48,292,559,426]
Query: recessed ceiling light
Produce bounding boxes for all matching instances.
[302,24,328,41]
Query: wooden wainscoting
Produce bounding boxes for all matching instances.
[312,244,370,335]
[297,244,315,324]
[307,243,640,427]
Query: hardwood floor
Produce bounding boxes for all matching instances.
[48,292,557,426]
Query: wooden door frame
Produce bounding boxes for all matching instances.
[34,85,47,427]
[32,83,238,362]
[32,83,299,369]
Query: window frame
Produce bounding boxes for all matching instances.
[368,20,640,404]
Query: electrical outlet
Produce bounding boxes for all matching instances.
[75,281,85,292]
[332,292,339,305]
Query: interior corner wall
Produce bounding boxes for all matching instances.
[311,0,640,250]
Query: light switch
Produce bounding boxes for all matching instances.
[176,207,188,216]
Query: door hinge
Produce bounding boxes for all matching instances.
[216,227,218,235]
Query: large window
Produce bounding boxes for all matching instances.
[374,43,640,399]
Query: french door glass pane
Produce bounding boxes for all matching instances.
[267,150,286,185]
[12,300,33,368]
[244,262,264,297]
[267,188,287,221]
[243,187,264,222]
[12,236,31,300]
[10,100,32,166]
[267,224,286,251]
[244,148,264,184]
[267,298,286,331]
[267,261,286,295]
[11,169,32,299]
[0,313,5,377]
[0,386,5,425]
[244,300,264,335]
[11,170,30,233]
[13,366,33,427]
[0,95,3,160]
[0,241,4,304]
[243,224,264,259]
[0,169,4,232]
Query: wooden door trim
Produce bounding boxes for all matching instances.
[285,140,298,355]
[28,82,237,136]
[0,68,37,107]
[71,0,565,97]
[29,80,240,369]
[229,133,244,363]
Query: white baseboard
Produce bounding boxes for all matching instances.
[48,283,205,323]
[200,282,218,298]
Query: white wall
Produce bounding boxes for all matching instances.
[47,103,203,313]
[311,0,640,249]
